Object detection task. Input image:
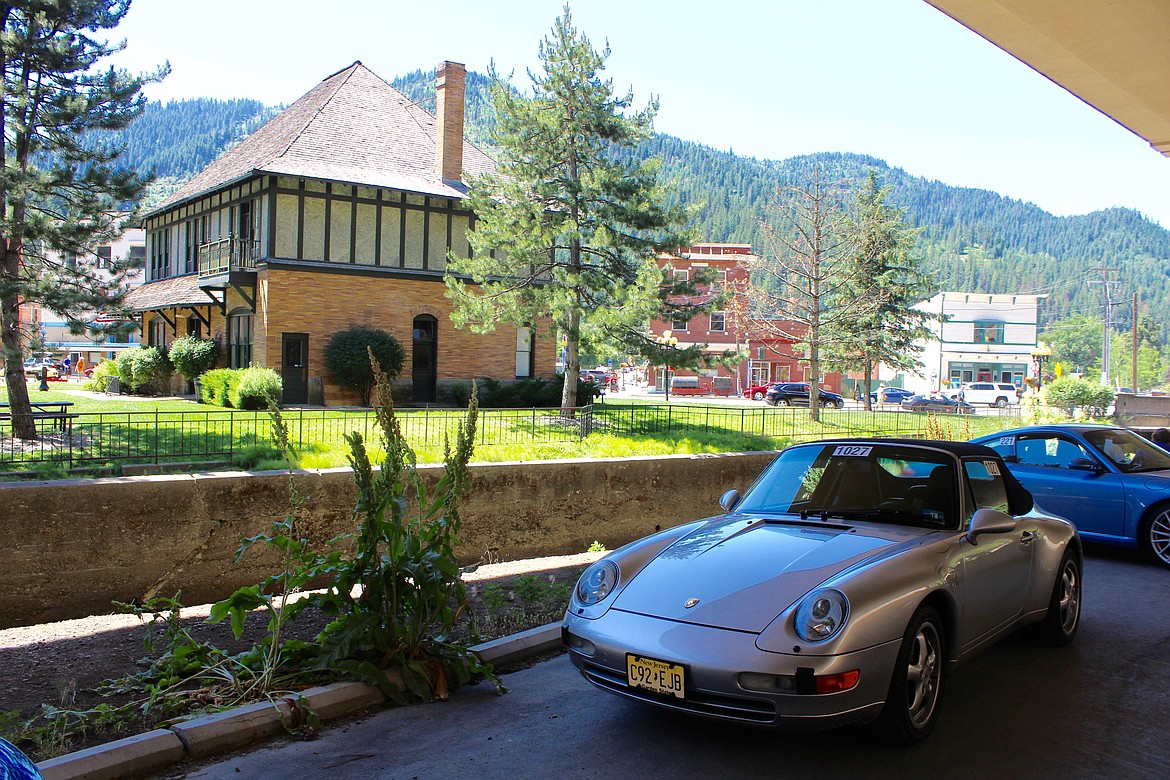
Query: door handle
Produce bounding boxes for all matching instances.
[1020,531,1035,546]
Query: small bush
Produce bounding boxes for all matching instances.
[115,346,173,395]
[168,336,221,381]
[1042,378,1115,418]
[323,326,405,406]
[231,367,283,410]
[199,368,239,407]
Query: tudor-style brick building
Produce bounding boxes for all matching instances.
[127,61,552,405]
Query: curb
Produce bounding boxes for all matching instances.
[35,622,564,780]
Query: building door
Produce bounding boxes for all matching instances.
[281,333,309,405]
[412,315,438,403]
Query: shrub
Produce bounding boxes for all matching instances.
[453,375,597,409]
[1042,378,1115,418]
[324,326,406,406]
[231,367,283,410]
[115,346,173,394]
[199,368,239,406]
[168,336,220,381]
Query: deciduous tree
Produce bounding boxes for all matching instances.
[747,166,883,420]
[1,0,166,437]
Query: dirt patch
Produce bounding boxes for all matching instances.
[0,552,601,762]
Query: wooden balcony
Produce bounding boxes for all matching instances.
[197,236,260,280]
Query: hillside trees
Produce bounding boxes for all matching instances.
[747,166,883,421]
[1,0,167,438]
[446,7,692,414]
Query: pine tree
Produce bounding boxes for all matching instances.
[832,171,936,405]
[444,5,691,413]
[1,0,167,438]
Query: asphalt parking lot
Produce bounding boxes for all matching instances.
[171,545,1169,780]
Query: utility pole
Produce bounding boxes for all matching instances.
[1088,268,1117,386]
[1132,291,1139,392]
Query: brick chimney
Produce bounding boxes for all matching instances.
[435,61,466,182]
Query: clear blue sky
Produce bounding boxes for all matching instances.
[111,0,1170,227]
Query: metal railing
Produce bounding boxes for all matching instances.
[197,236,261,277]
[0,402,1015,473]
[0,405,595,472]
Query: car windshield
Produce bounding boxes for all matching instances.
[735,443,959,530]
[1081,428,1170,473]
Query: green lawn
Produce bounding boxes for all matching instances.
[0,380,1023,476]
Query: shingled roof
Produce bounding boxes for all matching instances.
[148,61,496,215]
[124,273,219,311]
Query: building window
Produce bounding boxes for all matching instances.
[974,321,1004,344]
[672,268,688,284]
[148,318,167,348]
[515,326,533,378]
[710,311,726,332]
[186,317,202,337]
[711,270,727,291]
[96,246,112,268]
[672,315,689,331]
[185,220,198,273]
[228,310,253,368]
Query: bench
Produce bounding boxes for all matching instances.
[0,402,79,432]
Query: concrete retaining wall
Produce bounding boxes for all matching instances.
[1,452,776,630]
[1115,393,1170,428]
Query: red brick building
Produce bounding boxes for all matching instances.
[649,243,842,395]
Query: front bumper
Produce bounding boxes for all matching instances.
[563,609,900,729]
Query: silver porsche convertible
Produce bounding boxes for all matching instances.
[563,439,1082,744]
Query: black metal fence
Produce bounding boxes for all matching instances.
[0,401,1017,473]
[0,405,596,472]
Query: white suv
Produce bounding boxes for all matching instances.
[957,382,1020,407]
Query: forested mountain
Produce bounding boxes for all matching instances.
[123,71,1170,330]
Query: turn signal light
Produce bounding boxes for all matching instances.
[814,669,860,694]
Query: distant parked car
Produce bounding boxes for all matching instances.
[901,394,975,414]
[743,382,774,400]
[765,382,844,408]
[952,382,1021,407]
[22,358,62,379]
[870,387,915,404]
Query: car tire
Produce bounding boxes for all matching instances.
[873,605,944,746]
[1139,505,1170,568]
[779,398,792,406]
[752,391,763,400]
[1025,550,1081,646]
[830,400,843,409]
[994,397,1008,408]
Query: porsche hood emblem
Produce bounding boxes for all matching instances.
[684,598,700,609]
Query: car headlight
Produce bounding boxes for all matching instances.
[575,560,619,605]
[794,589,849,642]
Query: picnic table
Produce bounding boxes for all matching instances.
[0,401,79,432]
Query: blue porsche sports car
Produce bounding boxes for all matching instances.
[972,424,1170,567]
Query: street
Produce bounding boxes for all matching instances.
[171,545,1170,779]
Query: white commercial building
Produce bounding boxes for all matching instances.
[906,291,1044,394]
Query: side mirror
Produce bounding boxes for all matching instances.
[966,507,1017,544]
[1068,457,1103,472]
[720,489,741,512]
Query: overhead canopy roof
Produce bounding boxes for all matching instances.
[926,1,1170,156]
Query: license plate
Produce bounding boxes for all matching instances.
[626,654,685,699]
